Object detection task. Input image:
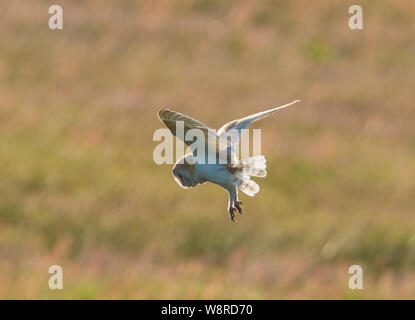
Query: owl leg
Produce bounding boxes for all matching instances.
[234,189,243,214]
[227,186,238,221]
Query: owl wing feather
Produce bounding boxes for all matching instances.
[216,100,300,160]
[158,109,227,162]
[217,100,300,139]
[158,109,213,139]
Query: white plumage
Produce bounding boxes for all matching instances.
[158,100,300,221]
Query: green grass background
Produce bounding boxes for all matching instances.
[0,0,414,298]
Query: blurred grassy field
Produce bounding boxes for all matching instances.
[0,0,414,299]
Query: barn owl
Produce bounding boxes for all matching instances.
[157,100,300,221]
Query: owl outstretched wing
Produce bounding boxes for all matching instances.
[217,100,300,141]
[158,109,226,161]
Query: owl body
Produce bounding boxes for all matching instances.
[173,154,233,189]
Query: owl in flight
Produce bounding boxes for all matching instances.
[158,100,300,221]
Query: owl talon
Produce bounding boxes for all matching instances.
[235,201,243,214]
[228,208,237,221]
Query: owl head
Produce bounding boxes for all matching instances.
[172,154,197,188]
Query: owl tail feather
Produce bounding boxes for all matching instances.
[231,155,266,197]
[232,176,260,197]
[237,155,267,178]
